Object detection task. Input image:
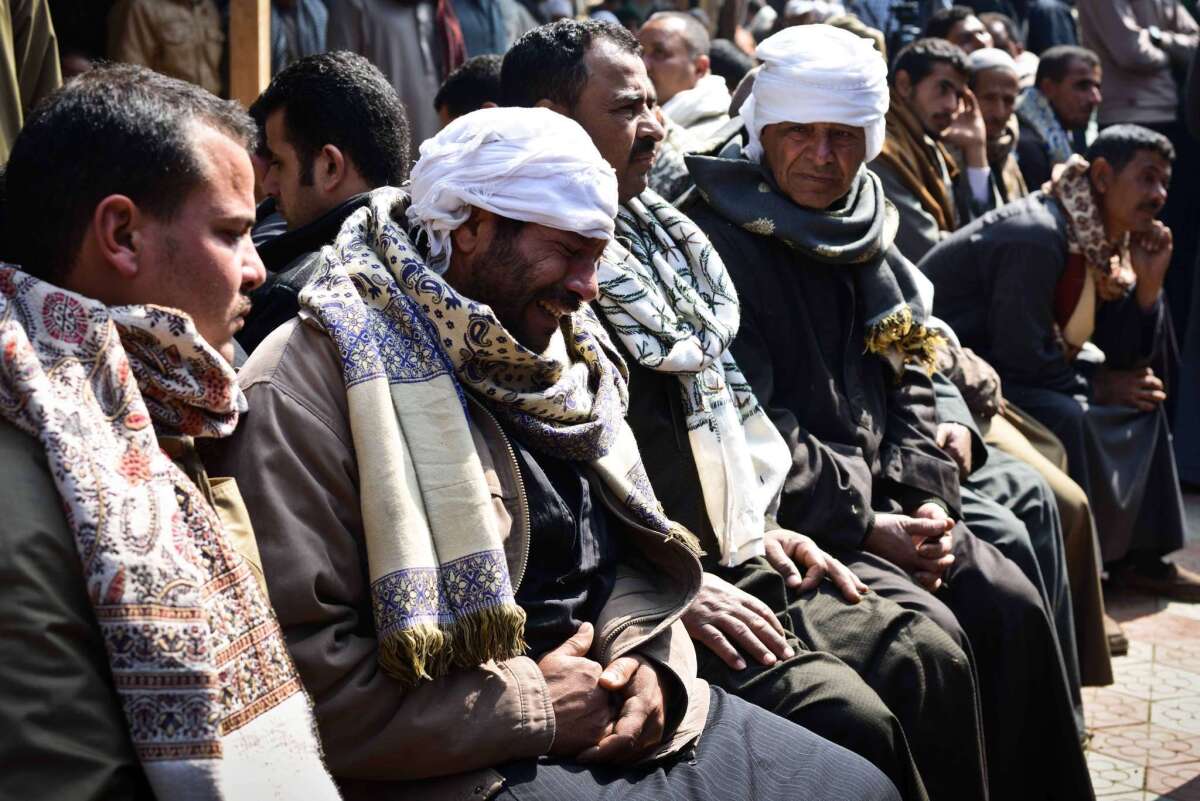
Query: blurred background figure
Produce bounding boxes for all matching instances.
[270,0,326,75]
[434,52,502,126]
[0,0,61,161]
[107,0,224,96]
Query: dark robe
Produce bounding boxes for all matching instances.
[918,191,1187,564]
[683,160,1094,801]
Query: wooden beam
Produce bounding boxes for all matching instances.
[229,0,270,107]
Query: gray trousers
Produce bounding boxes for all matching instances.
[494,686,900,801]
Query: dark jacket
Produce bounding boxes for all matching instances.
[680,196,962,554]
[238,193,371,353]
[917,191,1166,398]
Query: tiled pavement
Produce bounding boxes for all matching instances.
[1084,492,1200,799]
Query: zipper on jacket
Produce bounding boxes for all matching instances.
[467,397,532,592]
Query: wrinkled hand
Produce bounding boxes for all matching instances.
[942,87,988,165]
[1131,220,1173,309]
[537,623,615,757]
[577,654,667,764]
[1093,366,1166,411]
[936,422,973,478]
[865,510,955,592]
[764,528,869,603]
[682,572,794,670]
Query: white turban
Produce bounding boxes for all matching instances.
[742,24,889,163]
[968,47,1019,77]
[407,106,619,272]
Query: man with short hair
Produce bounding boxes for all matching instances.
[1014,45,1101,190]
[210,104,901,801]
[0,63,339,801]
[979,11,1037,85]
[434,53,503,127]
[870,37,997,263]
[639,11,732,142]
[682,24,1095,801]
[966,47,1026,202]
[239,51,411,353]
[924,5,994,53]
[504,19,987,801]
[920,125,1200,602]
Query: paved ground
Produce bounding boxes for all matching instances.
[1084,492,1200,799]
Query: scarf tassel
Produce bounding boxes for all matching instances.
[865,306,945,376]
[378,606,528,687]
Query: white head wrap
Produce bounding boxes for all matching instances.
[782,0,845,21]
[407,106,619,272]
[742,24,889,163]
[967,47,1019,78]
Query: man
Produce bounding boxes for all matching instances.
[682,24,1095,800]
[503,19,986,801]
[924,5,993,53]
[978,11,1037,86]
[239,51,410,353]
[1014,45,1101,191]
[107,0,223,96]
[870,38,997,263]
[271,0,327,76]
[434,53,503,127]
[965,47,1026,202]
[208,105,901,801]
[0,64,339,800]
[920,125,1200,602]
[639,11,732,142]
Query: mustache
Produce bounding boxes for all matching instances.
[534,286,583,315]
[233,294,253,319]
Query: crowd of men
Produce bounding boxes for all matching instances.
[2,2,1199,801]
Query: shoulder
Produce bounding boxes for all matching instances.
[0,420,73,545]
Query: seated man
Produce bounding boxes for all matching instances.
[208,107,900,801]
[870,38,997,263]
[639,12,732,143]
[502,19,984,801]
[979,12,1038,86]
[0,65,338,800]
[434,53,504,127]
[924,5,994,54]
[965,47,1026,203]
[1014,45,1102,191]
[919,125,1200,602]
[682,24,1095,801]
[239,50,410,353]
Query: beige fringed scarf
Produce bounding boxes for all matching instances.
[300,188,685,686]
[0,267,339,801]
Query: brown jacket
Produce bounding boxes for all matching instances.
[108,0,224,96]
[205,317,710,801]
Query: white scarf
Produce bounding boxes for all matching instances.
[662,74,733,139]
[597,191,791,566]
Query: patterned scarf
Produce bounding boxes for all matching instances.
[0,267,339,800]
[300,188,681,687]
[598,191,791,567]
[875,87,958,233]
[1015,86,1097,168]
[1047,155,1136,299]
[688,150,944,373]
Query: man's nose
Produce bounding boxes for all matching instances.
[565,261,599,303]
[640,108,666,143]
[243,244,267,292]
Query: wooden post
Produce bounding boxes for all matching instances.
[229,0,270,107]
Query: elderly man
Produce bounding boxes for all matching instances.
[503,19,985,801]
[965,47,1026,202]
[639,11,732,143]
[1014,45,1102,191]
[208,106,900,801]
[920,125,1200,603]
[0,65,339,800]
[682,24,1095,801]
[870,38,997,263]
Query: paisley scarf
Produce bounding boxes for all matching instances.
[0,267,339,800]
[598,191,791,567]
[300,188,681,686]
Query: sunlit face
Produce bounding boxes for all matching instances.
[760,121,866,211]
[973,67,1019,142]
[946,15,993,54]
[638,17,704,105]
[447,219,608,354]
[569,40,665,203]
[902,62,968,139]
[136,125,265,363]
[1041,59,1102,131]
[261,108,322,230]
[1096,150,1171,237]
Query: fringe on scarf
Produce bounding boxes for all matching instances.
[864,306,945,376]
[378,607,528,686]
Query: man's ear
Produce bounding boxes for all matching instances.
[1090,157,1114,196]
[695,53,710,78]
[450,206,497,258]
[534,98,570,115]
[894,70,913,97]
[91,195,142,280]
[315,144,348,193]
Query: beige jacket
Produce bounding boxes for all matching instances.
[1080,0,1199,126]
[204,317,710,801]
[108,0,224,96]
